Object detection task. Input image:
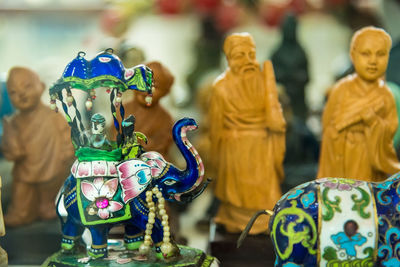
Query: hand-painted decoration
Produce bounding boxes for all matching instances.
[318,178,375,266]
[239,173,400,266]
[44,49,214,266]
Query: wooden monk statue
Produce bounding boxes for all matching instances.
[1,67,74,227]
[209,32,286,234]
[317,26,400,181]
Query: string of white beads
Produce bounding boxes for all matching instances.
[66,92,74,107]
[85,97,93,111]
[139,187,172,257]
[115,91,122,108]
[89,89,96,99]
[50,95,58,112]
[145,91,153,107]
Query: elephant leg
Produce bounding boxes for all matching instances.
[126,214,166,257]
[124,224,145,250]
[128,215,164,245]
[152,218,179,259]
[128,203,179,259]
[61,216,85,253]
[88,226,109,259]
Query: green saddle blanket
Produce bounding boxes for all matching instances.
[75,147,122,162]
[76,177,132,225]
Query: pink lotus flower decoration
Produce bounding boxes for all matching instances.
[318,178,363,191]
[81,177,123,219]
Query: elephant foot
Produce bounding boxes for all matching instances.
[61,237,86,255]
[155,242,180,261]
[88,245,108,259]
[124,233,145,250]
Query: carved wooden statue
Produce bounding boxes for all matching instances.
[1,67,74,227]
[317,26,400,181]
[209,32,286,234]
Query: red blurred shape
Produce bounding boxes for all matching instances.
[214,1,241,33]
[192,0,221,14]
[157,0,185,15]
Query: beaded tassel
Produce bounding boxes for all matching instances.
[85,97,93,111]
[50,94,57,112]
[66,92,74,107]
[90,89,96,100]
[115,91,122,108]
[139,187,172,257]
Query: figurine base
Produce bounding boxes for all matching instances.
[42,243,217,267]
[208,222,275,266]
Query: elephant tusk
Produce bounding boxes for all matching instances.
[174,178,212,203]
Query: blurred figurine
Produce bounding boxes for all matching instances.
[0,177,7,266]
[194,83,220,231]
[270,14,319,189]
[271,13,309,120]
[117,44,146,68]
[0,76,15,153]
[1,67,74,227]
[317,26,400,181]
[387,40,400,86]
[187,16,223,104]
[209,32,286,234]
[111,61,174,158]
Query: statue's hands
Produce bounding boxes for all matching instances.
[361,108,376,126]
[2,116,12,132]
[1,117,24,159]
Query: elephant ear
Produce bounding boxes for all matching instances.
[139,152,168,178]
[117,159,152,204]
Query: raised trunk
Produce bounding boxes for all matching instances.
[168,118,204,201]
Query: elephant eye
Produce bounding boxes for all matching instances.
[136,170,150,185]
[164,180,176,186]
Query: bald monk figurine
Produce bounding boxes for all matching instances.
[209,32,286,234]
[1,67,74,227]
[111,61,174,158]
[317,26,400,181]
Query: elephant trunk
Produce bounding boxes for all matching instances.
[170,118,205,201]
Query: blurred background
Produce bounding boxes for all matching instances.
[0,0,400,265]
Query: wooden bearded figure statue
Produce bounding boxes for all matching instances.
[209,32,286,234]
[317,26,400,181]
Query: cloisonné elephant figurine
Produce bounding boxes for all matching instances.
[239,174,400,266]
[57,118,208,260]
